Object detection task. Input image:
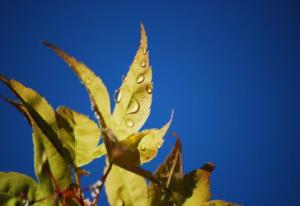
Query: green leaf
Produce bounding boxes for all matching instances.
[43,41,111,128]
[105,164,148,206]
[0,172,38,205]
[56,106,104,167]
[0,76,72,190]
[112,24,153,140]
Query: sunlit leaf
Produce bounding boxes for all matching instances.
[182,163,215,205]
[0,172,38,205]
[0,99,53,195]
[0,76,72,190]
[148,137,184,206]
[102,129,165,186]
[105,165,148,206]
[56,106,104,167]
[137,111,173,163]
[112,24,153,140]
[147,136,236,206]
[43,41,111,128]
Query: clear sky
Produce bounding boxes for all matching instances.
[0,1,299,205]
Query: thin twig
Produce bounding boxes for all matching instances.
[92,162,113,206]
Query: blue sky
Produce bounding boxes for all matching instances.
[0,1,300,205]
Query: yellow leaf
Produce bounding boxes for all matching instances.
[182,163,215,206]
[0,172,38,205]
[0,76,72,190]
[137,111,173,163]
[148,137,184,206]
[112,24,153,140]
[56,106,103,167]
[105,164,148,206]
[43,41,111,128]
[0,99,53,195]
[101,129,166,187]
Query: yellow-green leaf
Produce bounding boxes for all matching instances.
[102,129,165,187]
[1,99,53,194]
[137,111,173,163]
[0,76,72,190]
[0,172,38,206]
[182,163,216,206]
[43,41,111,128]
[112,24,153,140]
[105,164,148,206]
[56,106,103,167]
[148,137,184,206]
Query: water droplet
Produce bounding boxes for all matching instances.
[86,79,91,84]
[146,154,150,160]
[157,143,161,149]
[143,48,147,55]
[114,89,123,103]
[126,119,134,127]
[94,112,100,120]
[122,75,127,82]
[141,61,146,67]
[136,75,145,83]
[146,85,153,94]
[140,144,146,151]
[116,199,125,206]
[127,99,140,114]
[42,151,47,163]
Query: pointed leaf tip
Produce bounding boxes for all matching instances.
[201,162,215,172]
[43,41,111,128]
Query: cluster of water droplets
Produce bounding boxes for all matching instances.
[90,180,102,198]
[113,57,154,129]
[138,141,162,162]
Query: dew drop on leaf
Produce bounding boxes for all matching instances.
[146,154,150,160]
[143,48,147,55]
[125,119,134,127]
[136,75,145,84]
[146,85,153,94]
[114,89,123,103]
[126,98,140,114]
[85,79,91,84]
[116,199,125,206]
[122,75,127,82]
[140,144,146,151]
[94,112,100,120]
[141,61,146,67]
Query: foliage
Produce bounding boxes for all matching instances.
[0,25,237,206]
